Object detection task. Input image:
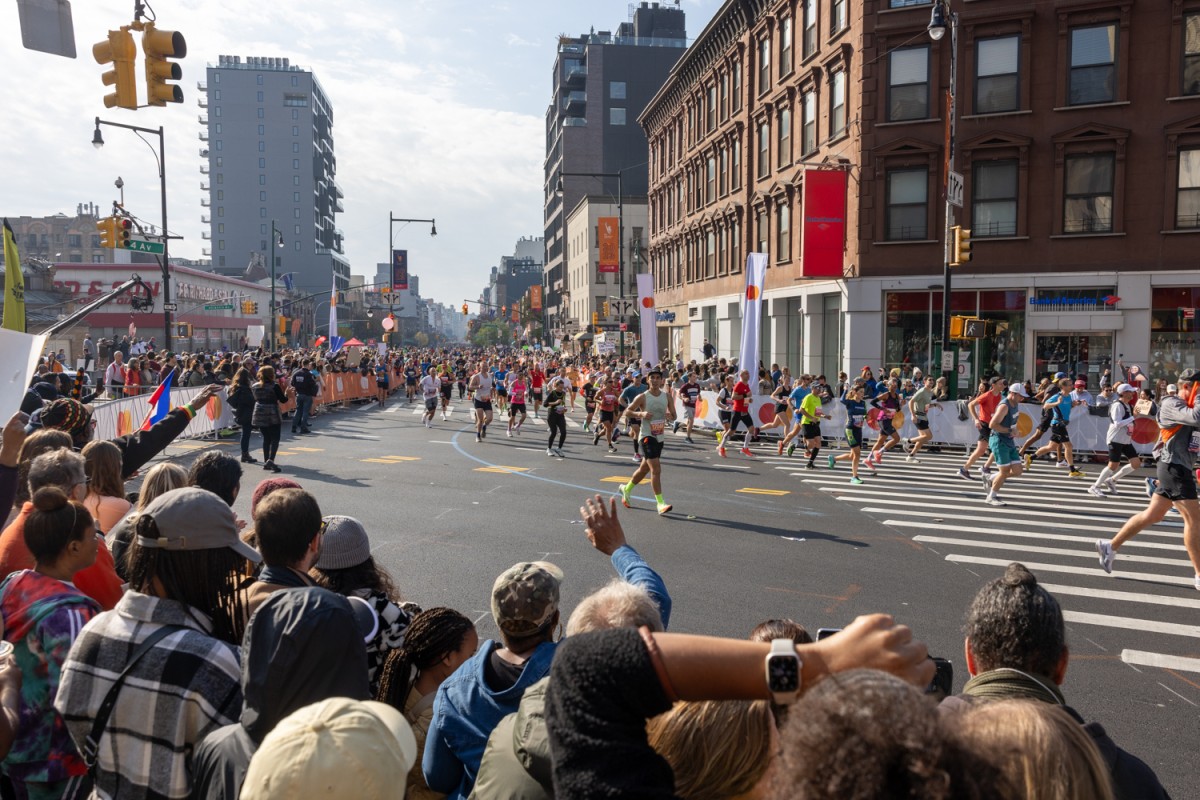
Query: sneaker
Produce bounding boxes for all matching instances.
[1023,454,1033,470]
[507,430,513,438]
[618,482,633,508]
[609,445,617,453]
[740,447,755,458]
[1194,574,1200,592]
[685,436,694,444]
[1087,486,1106,498]
[985,494,1006,507]
[657,503,673,515]
[583,423,590,432]
[593,434,600,446]
[863,459,877,474]
[805,463,817,470]
[1068,469,1086,479]
[441,413,447,421]
[1056,461,1069,469]
[1103,479,1118,495]
[850,477,864,485]
[828,454,836,470]
[957,467,972,481]
[717,446,727,458]
[777,441,785,456]
[905,455,919,463]
[1095,539,1114,574]
[981,466,993,478]
[672,421,680,434]
[554,447,564,457]
[546,448,554,456]
[476,435,481,443]
[787,443,796,457]
[632,454,642,463]
[1144,477,1157,498]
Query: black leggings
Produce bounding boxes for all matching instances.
[259,423,281,462]
[240,422,254,457]
[547,413,566,449]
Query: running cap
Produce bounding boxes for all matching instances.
[1074,379,1086,387]
[1167,384,1179,395]
[647,367,663,377]
[1053,372,1067,380]
[492,561,563,636]
[1115,383,1136,395]
[1007,382,1029,398]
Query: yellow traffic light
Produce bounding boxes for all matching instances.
[142,23,187,106]
[97,216,116,248]
[461,304,468,316]
[592,311,599,327]
[116,217,132,249]
[949,316,965,339]
[602,301,610,316]
[93,30,138,110]
[279,316,288,335]
[951,225,972,266]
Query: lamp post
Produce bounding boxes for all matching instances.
[92,117,172,354]
[267,220,284,350]
[928,0,959,400]
[555,170,624,357]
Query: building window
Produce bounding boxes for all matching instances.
[294,191,301,202]
[256,74,263,85]
[258,141,265,152]
[218,223,225,234]
[293,159,300,169]
[214,90,220,100]
[259,208,266,218]
[890,0,931,6]
[292,126,299,136]
[1069,24,1117,105]
[294,209,301,218]
[215,140,222,151]
[758,37,771,94]
[292,109,298,120]
[292,142,299,152]
[780,17,793,78]
[720,72,729,119]
[610,107,626,125]
[256,91,264,102]
[830,70,847,137]
[1063,154,1115,233]
[889,46,930,121]
[778,107,792,168]
[610,81,626,99]
[257,108,264,119]
[291,75,298,87]
[802,90,817,155]
[719,147,728,195]
[706,156,716,203]
[831,0,846,36]
[776,202,791,261]
[707,85,716,131]
[756,209,768,253]
[886,168,928,240]
[732,59,743,110]
[757,122,770,178]
[67,234,81,247]
[294,175,300,185]
[1185,14,1200,95]
[258,157,266,168]
[217,189,223,199]
[258,124,265,135]
[706,232,716,277]
[803,0,817,59]
[214,123,222,134]
[732,138,742,189]
[217,207,224,217]
[259,191,267,201]
[218,240,224,250]
[976,35,1019,114]
[90,235,100,247]
[259,175,266,185]
[972,159,1018,237]
[1177,149,1200,228]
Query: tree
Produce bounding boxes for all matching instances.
[413,331,429,347]
[470,321,508,348]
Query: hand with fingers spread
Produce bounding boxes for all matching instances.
[580,494,627,556]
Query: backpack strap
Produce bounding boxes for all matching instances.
[82,624,187,769]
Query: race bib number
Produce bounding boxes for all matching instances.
[850,414,865,426]
[650,421,665,437]
[1190,432,1200,455]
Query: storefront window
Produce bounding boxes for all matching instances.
[1150,287,1200,386]
[976,290,1026,382]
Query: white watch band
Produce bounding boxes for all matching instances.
[766,638,801,704]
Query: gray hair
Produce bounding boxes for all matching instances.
[566,578,664,636]
[28,449,87,495]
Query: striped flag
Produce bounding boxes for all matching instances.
[139,368,175,430]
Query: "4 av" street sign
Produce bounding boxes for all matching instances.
[125,239,165,255]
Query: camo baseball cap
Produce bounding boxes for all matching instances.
[491,561,564,636]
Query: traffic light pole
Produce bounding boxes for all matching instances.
[933,4,958,401]
[93,117,171,355]
[557,170,624,358]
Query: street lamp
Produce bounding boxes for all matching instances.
[930,0,959,399]
[91,117,173,354]
[556,170,625,357]
[268,220,284,350]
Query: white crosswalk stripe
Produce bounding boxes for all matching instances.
[794,447,1199,655]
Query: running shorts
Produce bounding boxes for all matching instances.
[376,380,389,388]
[496,387,508,397]
[509,403,526,415]
[977,423,991,442]
[682,405,695,420]
[880,418,897,436]
[640,435,665,461]
[531,388,543,398]
[915,416,930,431]
[439,385,452,398]
[600,410,615,423]
[1107,442,1138,464]
[803,422,822,440]
[406,377,417,386]
[989,434,1020,467]
[718,410,732,424]
[730,412,754,431]
[474,399,493,411]
[1049,423,1070,444]
[775,402,788,415]
[424,398,437,411]
[1037,407,1053,432]
[1155,461,1199,502]
[845,426,863,449]
[584,403,597,413]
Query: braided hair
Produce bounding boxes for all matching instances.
[375,607,474,709]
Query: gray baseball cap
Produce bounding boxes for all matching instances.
[136,487,262,563]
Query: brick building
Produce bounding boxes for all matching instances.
[641,0,1200,389]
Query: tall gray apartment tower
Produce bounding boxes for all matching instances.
[200,56,349,296]
[543,2,686,337]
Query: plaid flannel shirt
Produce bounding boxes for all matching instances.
[55,591,242,800]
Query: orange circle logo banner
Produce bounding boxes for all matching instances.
[641,297,654,308]
[746,285,759,301]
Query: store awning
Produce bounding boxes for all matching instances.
[573,330,594,341]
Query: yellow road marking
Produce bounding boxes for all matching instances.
[600,476,630,483]
[381,455,420,461]
[290,447,325,452]
[474,466,530,474]
[736,488,790,496]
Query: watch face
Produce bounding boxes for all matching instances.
[768,654,800,693]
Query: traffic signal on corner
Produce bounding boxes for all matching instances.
[592,311,599,327]
[116,217,132,249]
[251,301,260,314]
[951,225,972,266]
[93,29,138,110]
[602,301,610,317]
[97,216,116,248]
[462,304,468,316]
[142,23,187,106]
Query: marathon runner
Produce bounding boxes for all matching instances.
[468,361,494,442]
[618,366,676,515]
[1032,376,1086,478]
[958,377,1004,481]
[506,370,528,436]
[438,366,454,421]
[1097,368,1200,591]
[829,380,871,483]
[1089,383,1142,498]
[675,371,701,444]
[982,383,1028,507]
[784,378,828,469]
[544,377,569,457]
[619,372,648,462]
[717,370,756,459]
[580,373,598,432]
[404,361,418,402]
[778,374,812,457]
[419,367,439,428]
[374,359,390,409]
[492,362,509,414]
[906,375,939,462]
[593,377,621,452]
[1019,372,1065,465]
[865,378,902,467]
[529,362,546,417]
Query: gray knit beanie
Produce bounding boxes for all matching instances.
[315,515,371,570]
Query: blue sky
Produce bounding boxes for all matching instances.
[1,0,719,306]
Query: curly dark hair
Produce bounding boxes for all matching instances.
[310,555,401,604]
[964,562,1064,677]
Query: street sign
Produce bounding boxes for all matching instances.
[947,171,964,209]
[203,303,234,311]
[619,323,628,332]
[941,350,955,371]
[125,238,165,255]
[162,302,178,312]
[379,292,401,304]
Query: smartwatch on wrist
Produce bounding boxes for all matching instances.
[765,638,802,704]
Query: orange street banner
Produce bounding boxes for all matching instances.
[530,285,543,311]
[598,216,619,273]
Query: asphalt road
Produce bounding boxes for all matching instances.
[147,397,1198,796]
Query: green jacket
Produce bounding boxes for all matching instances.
[469,677,552,800]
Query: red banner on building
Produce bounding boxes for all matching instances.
[511,306,519,323]
[530,285,543,312]
[598,217,619,274]
[391,249,408,291]
[800,170,847,278]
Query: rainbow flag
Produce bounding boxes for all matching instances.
[140,369,175,430]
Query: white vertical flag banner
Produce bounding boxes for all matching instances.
[738,253,767,394]
[636,273,658,368]
[327,274,345,355]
